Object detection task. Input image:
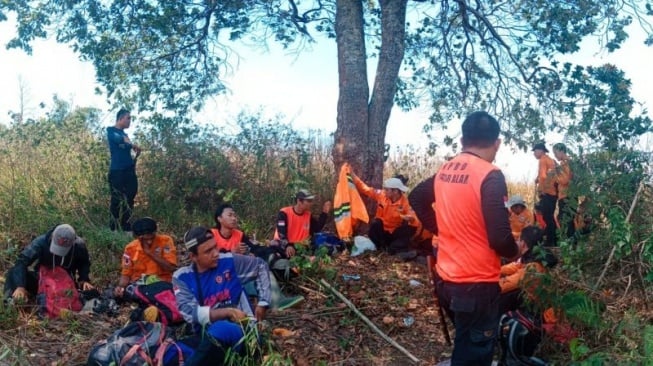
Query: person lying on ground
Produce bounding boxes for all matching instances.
[271,189,331,258]
[3,224,93,302]
[114,217,177,299]
[173,227,271,365]
[351,172,420,258]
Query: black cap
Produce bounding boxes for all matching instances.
[183,227,214,250]
[531,142,549,153]
[295,189,315,200]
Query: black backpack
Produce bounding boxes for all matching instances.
[498,310,548,366]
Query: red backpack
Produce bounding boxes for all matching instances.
[131,281,184,325]
[37,266,83,318]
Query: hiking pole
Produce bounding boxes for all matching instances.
[426,255,452,346]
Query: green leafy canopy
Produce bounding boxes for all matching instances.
[2,0,652,150]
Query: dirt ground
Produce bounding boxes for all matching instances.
[267,251,450,365]
[0,250,450,365]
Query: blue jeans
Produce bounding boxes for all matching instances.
[437,281,500,366]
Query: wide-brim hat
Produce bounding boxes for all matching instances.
[383,178,408,192]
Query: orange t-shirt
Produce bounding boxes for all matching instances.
[121,234,177,282]
[353,176,419,233]
[274,206,312,243]
[211,228,244,252]
[434,153,502,283]
[537,154,557,196]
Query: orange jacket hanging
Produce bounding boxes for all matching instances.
[334,163,369,239]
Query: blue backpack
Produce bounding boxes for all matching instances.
[313,232,344,255]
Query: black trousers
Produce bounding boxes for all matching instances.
[109,168,138,231]
[497,289,523,315]
[437,281,500,366]
[368,219,416,254]
[539,194,557,247]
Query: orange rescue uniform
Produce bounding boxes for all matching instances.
[499,261,546,296]
[211,228,245,252]
[537,154,557,196]
[274,206,312,244]
[121,234,177,282]
[352,176,419,233]
[434,154,503,283]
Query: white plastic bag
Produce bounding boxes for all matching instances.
[350,236,376,256]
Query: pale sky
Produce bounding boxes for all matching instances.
[1,18,652,183]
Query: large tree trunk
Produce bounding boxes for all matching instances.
[333,0,407,188]
[368,0,407,184]
[333,0,369,179]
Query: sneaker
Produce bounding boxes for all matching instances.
[274,295,304,311]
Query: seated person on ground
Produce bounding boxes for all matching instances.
[351,172,420,256]
[498,225,558,314]
[3,224,93,302]
[212,203,304,310]
[114,217,177,298]
[173,227,271,365]
[272,189,331,258]
[212,203,256,255]
[507,195,534,239]
[395,174,433,256]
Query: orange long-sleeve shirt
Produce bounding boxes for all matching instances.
[499,261,546,295]
[352,176,419,233]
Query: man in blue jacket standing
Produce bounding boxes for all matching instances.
[107,108,141,231]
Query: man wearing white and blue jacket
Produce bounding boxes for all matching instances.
[173,226,270,365]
